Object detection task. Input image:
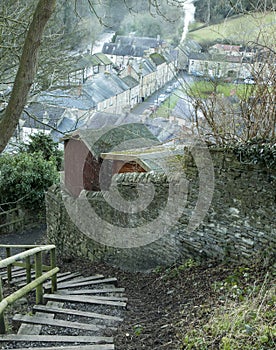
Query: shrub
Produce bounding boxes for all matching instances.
[0,151,59,210]
[23,132,63,170]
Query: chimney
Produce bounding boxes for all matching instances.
[43,111,49,124]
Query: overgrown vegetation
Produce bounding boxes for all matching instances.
[180,59,276,146]
[179,264,276,349]
[0,134,60,210]
[232,139,276,169]
[22,133,63,170]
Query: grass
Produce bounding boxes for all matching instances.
[185,80,255,99]
[152,90,183,118]
[188,12,276,45]
[178,265,276,349]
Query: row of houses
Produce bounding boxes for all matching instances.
[9,34,273,149]
[14,35,178,145]
[187,43,274,81]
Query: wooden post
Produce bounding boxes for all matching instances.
[6,247,11,285]
[50,248,57,293]
[35,251,43,304]
[0,278,6,334]
[25,249,31,284]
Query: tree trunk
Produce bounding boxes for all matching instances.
[0,0,56,154]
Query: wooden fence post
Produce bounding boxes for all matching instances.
[6,247,11,285]
[50,248,57,293]
[35,251,43,304]
[25,252,31,284]
[0,278,6,334]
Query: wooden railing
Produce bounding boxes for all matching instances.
[0,244,59,334]
[0,204,24,234]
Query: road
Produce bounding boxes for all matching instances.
[131,72,195,125]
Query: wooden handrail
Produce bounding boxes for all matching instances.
[0,245,59,334]
[0,267,59,313]
[0,244,41,248]
[0,245,56,269]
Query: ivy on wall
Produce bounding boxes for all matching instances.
[232,139,276,169]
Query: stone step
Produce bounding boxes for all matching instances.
[43,272,83,289]
[0,334,113,344]
[44,293,127,308]
[13,314,107,331]
[17,301,64,335]
[17,272,81,288]
[56,275,105,289]
[1,267,27,280]
[9,345,114,350]
[58,287,125,295]
[33,305,123,322]
[57,277,118,289]
[56,294,127,302]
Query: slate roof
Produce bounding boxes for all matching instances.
[73,54,100,71]
[51,114,86,142]
[144,117,182,142]
[131,58,156,77]
[83,112,182,143]
[178,39,202,57]
[189,52,244,63]
[83,111,143,130]
[122,75,139,88]
[115,35,164,48]
[102,35,165,58]
[35,88,96,110]
[93,53,113,65]
[35,71,130,111]
[102,42,146,57]
[164,49,178,63]
[101,143,184,173]
[69,53,112,73]
[66,122,160,158]
[183,39,202,52]
[21,103,66,130]
[189,52,209,60]
[82,72,129,104]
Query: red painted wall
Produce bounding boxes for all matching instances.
[112,160,146,174]
[64,139,146,197]
[64,138,101,197]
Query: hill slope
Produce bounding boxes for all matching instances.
[188,12,276,45]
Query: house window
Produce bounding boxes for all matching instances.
[227,70,236,78]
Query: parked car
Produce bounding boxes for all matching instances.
[153,99,160,106]
[191,70,203,77]
[244,77,255,85]
[158,94,167,103]
[165,86,173,93]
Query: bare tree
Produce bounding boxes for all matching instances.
[179,4,276,145]
[0,0,56,153]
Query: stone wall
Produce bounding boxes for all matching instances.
[46,149,276,271]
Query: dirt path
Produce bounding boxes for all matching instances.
[0,224,46,258]
[59,259,238,350]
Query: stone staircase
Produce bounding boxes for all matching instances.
[0,267,126,349]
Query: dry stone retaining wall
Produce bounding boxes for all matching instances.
[46,149,276,271]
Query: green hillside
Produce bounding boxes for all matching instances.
[188,12,276,46]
